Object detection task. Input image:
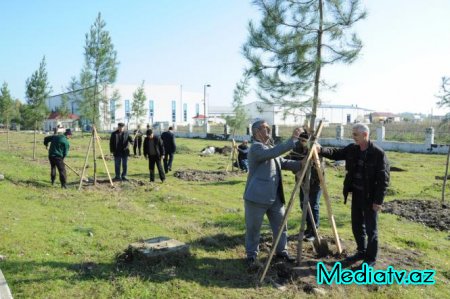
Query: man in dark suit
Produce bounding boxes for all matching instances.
[161,126,176,173]
[143,129,166,182]
[110,123,133,181]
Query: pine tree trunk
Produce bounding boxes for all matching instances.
[6,116,10,151]
[33,120,37,160]
[309,0,323,133]
[93,127,97,185]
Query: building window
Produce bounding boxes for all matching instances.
[172,100,176,123]
[183,103,187,122]
[110,99,115,122]
[125,99,130,120]
[149,100,154,123]
[196,103,200,116]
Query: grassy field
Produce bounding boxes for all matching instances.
[0,131,449,298]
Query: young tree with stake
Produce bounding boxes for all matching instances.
[25,56,52,160]
[244,0,366,131]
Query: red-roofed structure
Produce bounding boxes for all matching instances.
[44,112,80,132]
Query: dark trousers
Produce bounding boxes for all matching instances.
[149,156,165,182]
[300,187,322,232]
[351,192,378,262]
[163,153,174,173]
[133,137,142,156]
[49,156,67,186]
[114,155,128,179]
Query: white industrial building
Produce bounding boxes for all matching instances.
[243,101,373,126]
[46,84,375,131]
[46,84,206,130]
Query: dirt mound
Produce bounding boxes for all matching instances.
[79,178,147,191]
[174,169,239,182]
[383,199,450,231]
[257,235,422,292]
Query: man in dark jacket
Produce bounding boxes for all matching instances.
[161,126,176,173]
[237,140,249,172]
[110,123,134,181]
[285,131,323,242]
[319,124,390,267]
[143,129,165,182]
[43,129,72,188]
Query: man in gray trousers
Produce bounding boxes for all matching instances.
[243,119,302,269]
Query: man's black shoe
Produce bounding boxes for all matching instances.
[245,257,263,273]
[275,252,296,263]
[61,185,67,189]
[345,251,365,262]
[121,177,129,181]
[246,256,256,267]
[362,260,376,267]
[113,177,121,182]
[303,232,315,242]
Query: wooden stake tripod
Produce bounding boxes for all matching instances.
[259,122,343,283]
[78,126,114,190]
[226,139,240,172]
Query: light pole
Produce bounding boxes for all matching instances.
[203,84,211,133]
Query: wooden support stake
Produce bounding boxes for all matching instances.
[93,127,114,187]
[78,133,93,190]
[312,147,343,254]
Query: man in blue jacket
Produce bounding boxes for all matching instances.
[319,124,390,267]
[243,120,302,269]
[43,129,72,188]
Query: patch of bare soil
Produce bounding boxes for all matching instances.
[174,169,240,182]
[256,235,422,294]
[383,199,450,231]
[79,178,147,191]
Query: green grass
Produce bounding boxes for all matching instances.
[0,131,449,298]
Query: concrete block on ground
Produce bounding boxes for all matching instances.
[128,237,190,264]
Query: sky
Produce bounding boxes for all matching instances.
[1,0,450,115]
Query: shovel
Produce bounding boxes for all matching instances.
[306,201,329,257]
[64,162,89,182]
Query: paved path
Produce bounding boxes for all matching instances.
[0,269,13,299]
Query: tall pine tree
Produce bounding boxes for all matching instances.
[78,12,118,129]
[244,0,366,129]
[0,82,15,126]
[25,56,52,129]
[25,56,52,159]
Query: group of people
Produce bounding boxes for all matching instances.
[109,123,176,182]
[44,118,390,271]
[243,119,390,270]
[44,123,176,187]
